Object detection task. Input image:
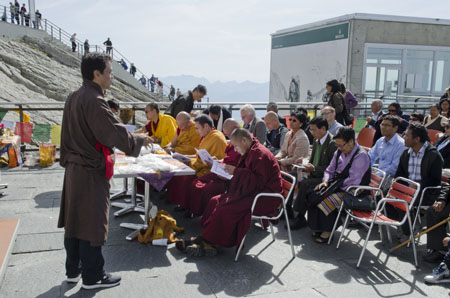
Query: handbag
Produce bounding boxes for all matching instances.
[342,192,375,212]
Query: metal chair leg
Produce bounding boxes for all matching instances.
[234,235,247,262]
[269,222,275,241]
[357,220,376,268]
[407,212,419,267]
[336,213,350,249]
[284,206,295,258]
[328,203,344,245]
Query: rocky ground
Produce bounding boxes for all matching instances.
[0,36,158,126]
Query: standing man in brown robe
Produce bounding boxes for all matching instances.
[58,53,150,290]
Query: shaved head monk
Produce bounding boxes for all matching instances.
[164,112,201,155]
[176,128,282,257]
[187,118,241,217]
[168,114,227,212]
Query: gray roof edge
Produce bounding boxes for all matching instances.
[271,13,450,36]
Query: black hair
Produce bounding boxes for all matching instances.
[194,114,213,128]
[296,107,311,123]
[81,53,111,81]
[193,84,207,95]
[326,79,341,93]
[439,98,450,110]
[309,116,328,130]
[107,99,119,111]
[290,112,308,129]
[230,127,252,141]
[381,115,400,128]
[267,102,278,112]
[410,113,425,122]
[388,102,401,113]
[333,127,355,142]
[146,102,159,114]
[340,83,346,94]
[407,123,430,143]
[209,105,222,115]
[430,103,441,111]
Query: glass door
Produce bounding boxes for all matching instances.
[384,67,400,98]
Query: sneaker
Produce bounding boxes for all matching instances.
[422,249,445,263]
[66,274,81,283]
[81,273,121,290]
[424,263,450,284]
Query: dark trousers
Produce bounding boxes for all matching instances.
[293,177,322,217]
[71,42,76,52]
[64,237,105,284]
[426,203,450,251]
[384,204,415,235]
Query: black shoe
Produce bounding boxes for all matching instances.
[285,216,308,230]
[81,273,121,290]
[423,250,445,263]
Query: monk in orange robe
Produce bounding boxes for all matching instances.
[176,128,282,256]
[188,118,241,216]
[164,112,201,155]
[168,115,227,210]
[135,103,177,147]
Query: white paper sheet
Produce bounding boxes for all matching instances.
[171,152,191,163]
[211,161,233,180]
[195,148,214,164]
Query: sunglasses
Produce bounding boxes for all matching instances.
[388,109,397,113]
[289,118,297,122]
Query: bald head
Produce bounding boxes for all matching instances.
[230,128,253,155]
[264,111,281,131]
[223,118,240,137]
[176,111,191,130]
[371,99,383,114]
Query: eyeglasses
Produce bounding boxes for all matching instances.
[380,123,393,127]
[336,142,348,149]
[322,111,332,115]
[289,118,297,122]
[388,109,397,113]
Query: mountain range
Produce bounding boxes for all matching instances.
[160,75,269,102]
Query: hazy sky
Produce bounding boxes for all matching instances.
[34,0,450,83]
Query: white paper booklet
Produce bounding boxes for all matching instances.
[195,148,214,164]
[211,161,233,180]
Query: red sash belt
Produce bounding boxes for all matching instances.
[95,142,113,180]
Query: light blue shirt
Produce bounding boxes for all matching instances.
[368,133,406,176]
[328,120,343,136]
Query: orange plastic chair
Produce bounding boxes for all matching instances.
[337,177,421,268]
[357,127,376,149]
[427,129,441,144]
[284,115,291,129]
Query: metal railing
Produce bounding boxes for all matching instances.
[0,4,175,97]
[0,94,442,125]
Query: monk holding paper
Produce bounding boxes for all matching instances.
[168,114,227,211]
[176,128,282,257]
[188,118,241,217]
[164,112,201,155]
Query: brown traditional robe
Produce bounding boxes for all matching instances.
[58,80,144,246]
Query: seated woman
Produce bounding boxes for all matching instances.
[434,123,450,169]
[424,104,448,133]
[275,112,310,172]
[440,98,450,118]
[307,127,371,243]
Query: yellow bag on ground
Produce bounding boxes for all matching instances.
[39,143,56,167]
[138,210,184,244]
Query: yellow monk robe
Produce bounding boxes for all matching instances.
[190,130,227,177]
[175,120,201,155]
[169,129,227,207]
[145,113,177,147]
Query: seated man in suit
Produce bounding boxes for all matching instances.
[241,104,266,144]
[287,116,338,230]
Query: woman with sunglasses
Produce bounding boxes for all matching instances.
[424,104,448,133]
[275,112,310,172]
[434,124,450,168]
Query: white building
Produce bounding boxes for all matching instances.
[270,13,450,103]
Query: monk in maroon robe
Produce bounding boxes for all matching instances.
[177,128,282,257]
[188,119,241,216]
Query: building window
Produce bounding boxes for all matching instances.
[435,51,450,94]
[404,50,434,93]
[366,48,402,65]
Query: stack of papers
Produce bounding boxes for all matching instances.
[171,152,191,163]
[195,148,214,164]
